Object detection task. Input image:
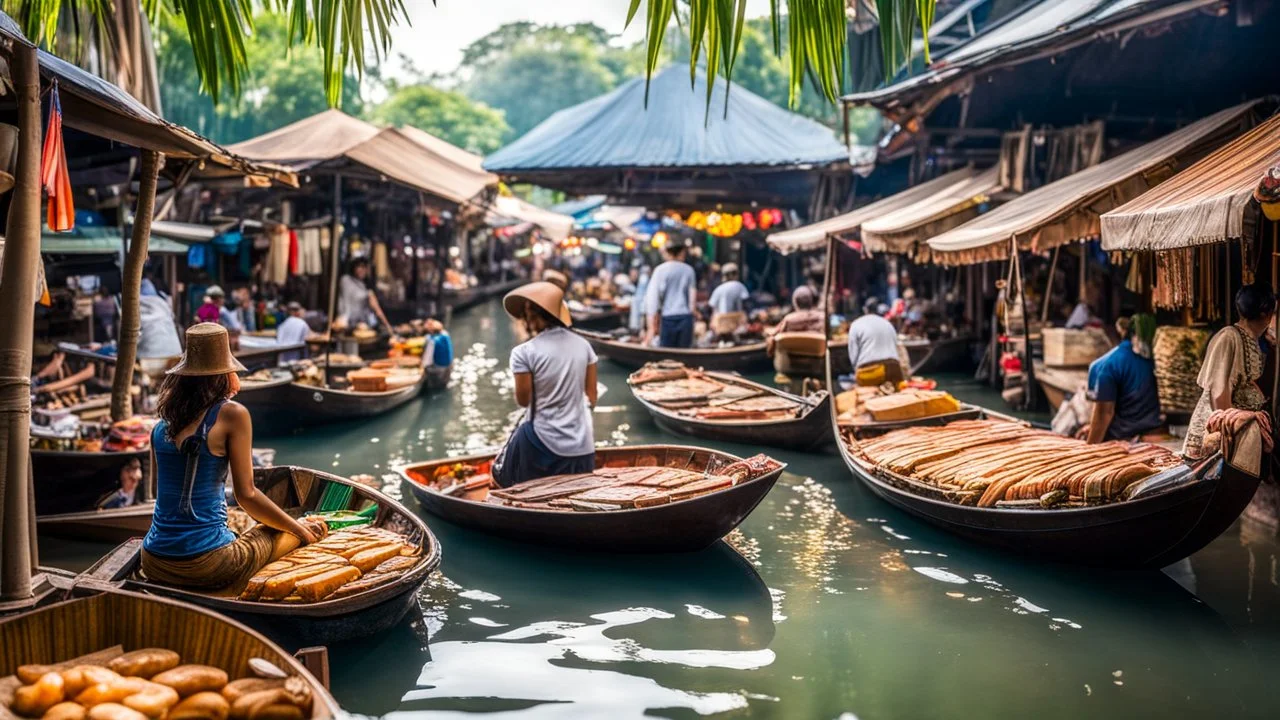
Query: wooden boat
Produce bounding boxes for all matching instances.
[0,588,338,718]
[829,334,975,377]
[570,307,626,331]
[628,367,833,451]
[33,447,153,542]
[576,329,773,373]
[397,445,785,553]
[238,372,426,436]
[444,278,525,313]
[832,393,1260,568]
[82,466,441,644]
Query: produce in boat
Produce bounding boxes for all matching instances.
[412,453,783,511]
[239,526,424,603]
[629,363,809,421]
[848,419,1183,507]
[3,650,314,720]
[835,380,966,426]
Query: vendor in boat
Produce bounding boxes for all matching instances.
[337,258,392,332]
[1078,313,1162,443]
[141,323,327,591]
[275,301,312,363]
[708,262,750,339]
[96,456,143,510]
[848,298,905,387]
[767,286,826,385]
[497,282,598,487]
[643,240,698,348]
[195,285,225,326]
[423,318,454,381]
[1184,283,1277,463]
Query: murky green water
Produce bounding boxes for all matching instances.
[40,300,1280,719]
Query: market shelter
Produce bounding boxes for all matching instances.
[923,100,1264,266]
[767,166,999,255]
[1101,112,1280,252]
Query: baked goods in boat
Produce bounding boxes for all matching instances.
[836,383,960,426]
[848,419,1182,507]
[628,363,807,421]
[238,526,421,603]
[4,652,311,720]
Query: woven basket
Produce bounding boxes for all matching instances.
[1153,326,1210,413]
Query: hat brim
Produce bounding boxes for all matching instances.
[165,356,248,376]
[503,294,573,328]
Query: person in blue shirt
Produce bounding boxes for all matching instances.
[424,319,454,368]
[1080,313,1163,443]
[643,241,698,348]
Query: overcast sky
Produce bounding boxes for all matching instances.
[388,0,776,79]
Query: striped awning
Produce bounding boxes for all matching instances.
[767,167,987,255]
[924,99,1262,266]
[863,167,1002,257]
[1101,113,1280,251]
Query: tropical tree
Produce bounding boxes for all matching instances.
[370,83,510,155]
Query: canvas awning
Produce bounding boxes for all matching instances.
[766,167,990,255]
[229,111,495,206]
[40,227,186,254]
[1101,113,1280,252]
[863,167,1002,255]
[924,100,1262,266]
[488,196,575,241]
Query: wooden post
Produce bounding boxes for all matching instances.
[1041,245,1060,324]
[323,173,342,387]
[0,43,42,601]
[112,150,164,422]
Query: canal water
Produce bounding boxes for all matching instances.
[40,299,1280,719]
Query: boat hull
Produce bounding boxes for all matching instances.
[238,375,425,434]
[577,329,773,372]
[634,373,834,451]
[83,466,441,644]
[32,448,153,542]
[398,445,783,553]
[571,309,626,331]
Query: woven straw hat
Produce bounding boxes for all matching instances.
[167,323,247,376]
[505,281,572,327]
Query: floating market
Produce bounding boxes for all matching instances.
[2,1,1280,719]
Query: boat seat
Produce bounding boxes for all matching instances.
[774,332,827,357]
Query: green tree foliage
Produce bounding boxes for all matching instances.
[370,84,511,155]
[462,23,640,140]
[155,12,364,144]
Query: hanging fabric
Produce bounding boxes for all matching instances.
[41,80,74,231]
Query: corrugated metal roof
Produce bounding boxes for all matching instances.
[844,0,1218,109]
[924,100,1262,265]
[484,66,847,173]
[1101,113,1280,251]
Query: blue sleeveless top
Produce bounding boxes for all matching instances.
[142,402,236,559]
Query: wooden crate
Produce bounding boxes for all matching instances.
[1042,328,1111,368]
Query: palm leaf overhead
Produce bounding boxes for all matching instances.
[630,0,936,107]
[3,0,414,106]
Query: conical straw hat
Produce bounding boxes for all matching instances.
[167,323,247,376]
[504,281,572,327]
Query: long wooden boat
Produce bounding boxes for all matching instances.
[570,307,626,331]
[239,373,426,435]
[829,334,976,377]
[33,447,153,542]
[444,277,526,313]
[576,329,773,373]
[0,588,338,718]
[831,371,1259,567]
[82,466,441,644]
[397,445,785,553]
[628,368,833,451]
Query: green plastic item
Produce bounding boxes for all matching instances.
[306,506,378,529]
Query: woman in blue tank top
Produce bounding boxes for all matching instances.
[141,323,326,591]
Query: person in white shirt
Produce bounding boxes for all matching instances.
[643,241,698,348]
[275,302,312,363]
[707,262,749,339]
[848,298,905,386]
[495,282,599,487]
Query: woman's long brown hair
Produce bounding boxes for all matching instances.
[155,372,240,441]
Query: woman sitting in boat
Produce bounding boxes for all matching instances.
[1079,313,1163,443]
[496,282,598,487]
[1184,283,1276,468]
[423,318,454,382]
[767,286,826,385]
[141,323,327,591]
[337,259,392,331]
[96,456,143,510]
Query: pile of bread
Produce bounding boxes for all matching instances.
[239,526,419,603]
[837,385,961,425]
[8,648,312,720]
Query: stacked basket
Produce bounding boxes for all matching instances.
[1153,327,1210,414]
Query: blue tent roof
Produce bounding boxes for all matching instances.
[485,66,847,173]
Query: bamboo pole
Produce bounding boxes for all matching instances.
[0,44,42,601]
[323,173,343,388]
[111,150,164,422]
